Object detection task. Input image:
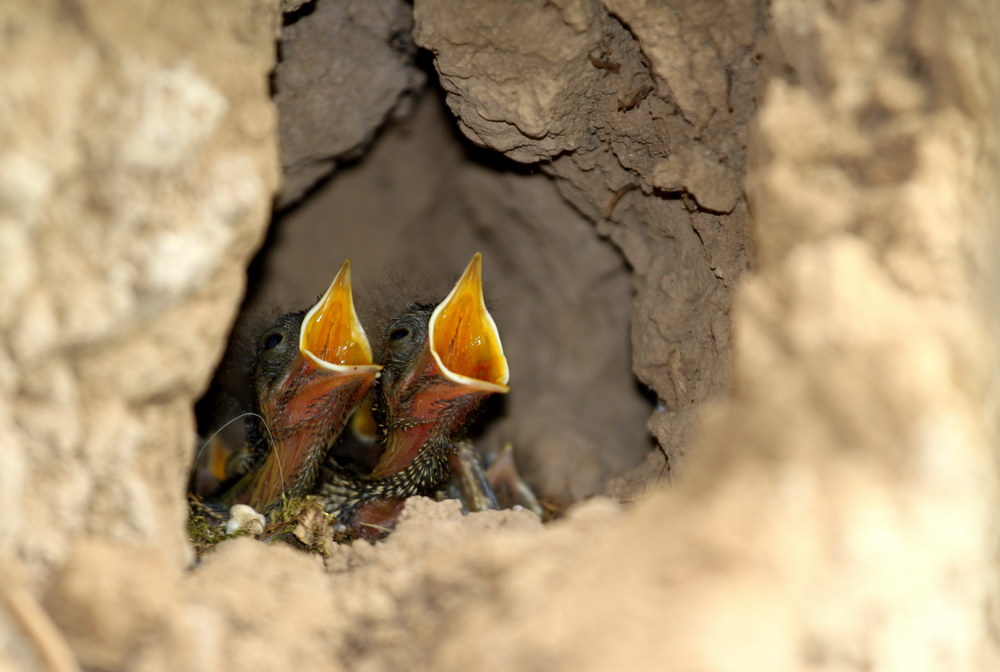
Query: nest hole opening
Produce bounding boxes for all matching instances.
[195,0,753,511]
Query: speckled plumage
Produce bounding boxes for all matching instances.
[318,436,451,519]
[318,303,492,530]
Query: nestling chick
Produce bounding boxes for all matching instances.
[219,260,382,513]
[319,253,509,538]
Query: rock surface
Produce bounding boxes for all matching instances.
[0,0,280,586]
[414,0,757,471]
[274,0,424,206]
[2,0,998,670]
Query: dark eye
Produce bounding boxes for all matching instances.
[263,332,284,350]
[389,328,409,341]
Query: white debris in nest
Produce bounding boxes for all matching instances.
[226,504,265,536]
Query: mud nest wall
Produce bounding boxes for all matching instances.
[231,0,757,503]
[2,0,999,671]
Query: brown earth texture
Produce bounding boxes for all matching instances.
[1,0,999,670]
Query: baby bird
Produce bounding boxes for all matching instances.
[319,253,509,538]
[219,260,382,513]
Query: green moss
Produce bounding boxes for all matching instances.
[187,509,267,559]
[187,512,228,558]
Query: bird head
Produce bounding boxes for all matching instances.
[226,260,382,511]
[367,253,509,480]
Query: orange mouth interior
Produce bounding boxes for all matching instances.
[430,253,509,390]
[301,259,377,369]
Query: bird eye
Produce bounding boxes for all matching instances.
[263,332,284,350]
[389,328,409,341]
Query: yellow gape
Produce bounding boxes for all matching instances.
[300,259,375,369]
[430,253,509,392]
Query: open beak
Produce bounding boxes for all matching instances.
[227,260,382,511]
[300,259,378,371]
[277,259,382,430]
[367,253,508,481]
[429,252,509,393]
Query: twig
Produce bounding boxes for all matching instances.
[605,183,640,219]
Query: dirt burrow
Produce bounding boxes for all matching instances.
[1,0,998,671]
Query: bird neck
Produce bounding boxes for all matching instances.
[221,368,371,511]
[320,438,452,519]
[369,345,490,481]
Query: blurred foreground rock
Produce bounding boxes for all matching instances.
[0,0,280,584]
